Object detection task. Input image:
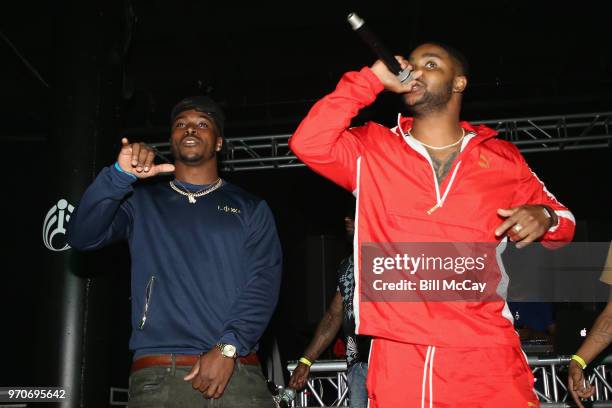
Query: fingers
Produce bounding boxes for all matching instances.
[569,364,595,407]
[494,208,519,237]
[396,55,410,71]
[568,377,586,408]
[130,143,141,166]
[136,148,153,172]
[124,142,160,175]
[371,55,418,94]
[208,383,223,399]
[495,206,551,247]
[288,373,307,390]
[131,143,152,172]
[197,374,229,399]
[183,361,200,381]
[570,389,586,408]
[507,219,538,249]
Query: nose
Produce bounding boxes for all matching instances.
[185,126,196,135]
[410,69,423,81]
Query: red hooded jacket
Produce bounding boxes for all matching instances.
[289,67,575,347]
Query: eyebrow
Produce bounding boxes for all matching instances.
[421,52,443,59]
[173,113,213,122]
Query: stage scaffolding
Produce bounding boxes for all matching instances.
[285,355,612,407]
[145,112,612,172]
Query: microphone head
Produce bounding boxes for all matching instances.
[347,12,364,30]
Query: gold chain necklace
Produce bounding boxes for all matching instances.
[169,178,223,204]
[407,128,466,150]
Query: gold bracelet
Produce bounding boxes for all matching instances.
[571,354,587,369]
[299,357,313,367]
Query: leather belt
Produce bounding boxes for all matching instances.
[131,352,259,374]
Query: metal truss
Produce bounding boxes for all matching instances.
[287,355,612,407]
[286,360,350,407]
[149,112,612,172]
[529,355,612,407]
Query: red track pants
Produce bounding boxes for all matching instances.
[367,339,540,408]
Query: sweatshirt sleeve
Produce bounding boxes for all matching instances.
[218,200,282,355]
[67,165,136,251]
[510,149,576,247]
[288,67,384,192]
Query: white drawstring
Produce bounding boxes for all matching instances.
[421,346,436,408]
[421,346,432,408]
[429,347,436,408]
[396,113,404,137]
[396,113,465,215]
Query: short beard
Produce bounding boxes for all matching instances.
[170,145,213,166]
[407,81,454,117]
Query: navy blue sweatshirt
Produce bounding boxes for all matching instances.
[67,165,282,358]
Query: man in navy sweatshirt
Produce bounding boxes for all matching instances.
[67,96,282,407]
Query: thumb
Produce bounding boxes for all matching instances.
[151,163,175,175]
[183,360,200,381]
[119,138,132,156]
[497,208,517,218]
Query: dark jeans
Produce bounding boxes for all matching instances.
[128,359,275,408]
[346,362,368,408]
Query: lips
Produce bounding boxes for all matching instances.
[181,136,200,147]
[408,81,425,94]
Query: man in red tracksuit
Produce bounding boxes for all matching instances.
[289,42,575,407]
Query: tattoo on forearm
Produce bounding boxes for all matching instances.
[591,316,612,345]
[304,312,342,359]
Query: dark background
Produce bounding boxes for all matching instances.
[1,0,611,404]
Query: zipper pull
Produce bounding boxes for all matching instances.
[427,202,442,215]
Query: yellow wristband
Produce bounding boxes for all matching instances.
[571,354,587,369]
[299,357,313,367]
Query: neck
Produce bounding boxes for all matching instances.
[410,107,462,147]
[174,160,219,184]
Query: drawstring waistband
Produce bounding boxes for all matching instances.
[421,345,436,408]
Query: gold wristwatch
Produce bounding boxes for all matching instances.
[217,343,238,359]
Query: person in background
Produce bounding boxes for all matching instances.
[568,243,612,408]
[289,216,371,408]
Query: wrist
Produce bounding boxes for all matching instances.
[114,162,137,180]
[571,354,588,370]
[299,356,313,367]
[217,343,238,359]
[540,205,557,230]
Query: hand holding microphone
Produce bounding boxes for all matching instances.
[347,12,420,93]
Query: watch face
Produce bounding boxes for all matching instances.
[222,344,237,357]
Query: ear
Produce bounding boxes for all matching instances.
[453,75,467,93]
[216,137,223,152]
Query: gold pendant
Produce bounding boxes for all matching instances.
[188,195,197,204]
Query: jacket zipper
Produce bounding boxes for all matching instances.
[138,276,156,330]
[395,114,472,215]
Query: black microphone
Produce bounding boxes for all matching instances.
[347,12,414,83]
